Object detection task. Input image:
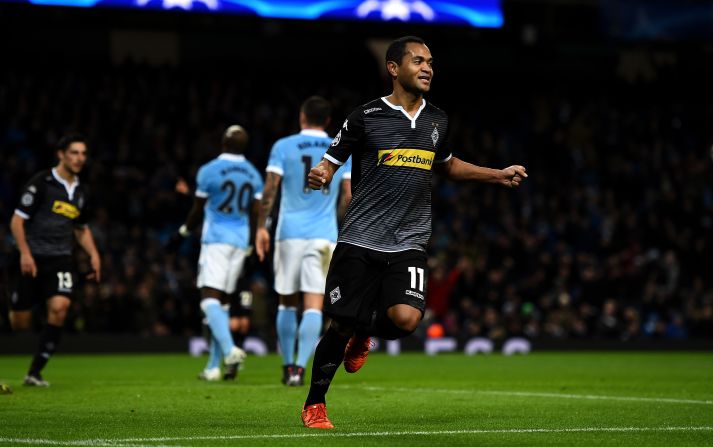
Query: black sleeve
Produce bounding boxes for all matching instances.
[75,188,91,226]
[15,173,46,219]
[434,116,453,163]
[325,108,365,165]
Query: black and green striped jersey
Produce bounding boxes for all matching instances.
[325,97,452,252]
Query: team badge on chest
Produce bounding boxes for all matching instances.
[431,126,439,146]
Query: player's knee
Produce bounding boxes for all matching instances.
[47,309,68,325]
[10,312,32,331]
[387,306,421,333]
[392,314,420,333]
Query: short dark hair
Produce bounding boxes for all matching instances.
[385,36,426,66]
[56,132,87,152]
[301,96,331,127]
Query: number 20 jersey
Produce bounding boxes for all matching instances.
[266,129,352,242]
[195,153,264,248]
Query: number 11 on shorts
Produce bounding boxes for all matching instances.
[408,267,424,292]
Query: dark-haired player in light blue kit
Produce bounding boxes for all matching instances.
[256,96,351,387]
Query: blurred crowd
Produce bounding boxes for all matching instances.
[1,60,711,342]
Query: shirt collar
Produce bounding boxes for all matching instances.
[381,97,427,129]
[218,153,246,162]
[51,168,79,200]
[300,129,329,138]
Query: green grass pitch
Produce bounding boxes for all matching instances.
[1,352,712,446]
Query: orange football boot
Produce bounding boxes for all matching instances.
[343,336,372,373]
[302,403,334,429]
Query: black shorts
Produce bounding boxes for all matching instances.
[229,290,253,318]
[229,252,256,318]
[324,243,428,326]
[11,255,76,311]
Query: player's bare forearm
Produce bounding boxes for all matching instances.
[184,197,206,232]
[249,200,259,245]
[437,157,528,188]
[11,214,37,277]
[308,158,339,190]
[258,172,281,228]
[10,214,32,257]
[338,179,352,220]
[74,226,99,258]
[75,226,102,282]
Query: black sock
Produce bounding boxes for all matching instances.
[232,330,245,349]
[374,313,413,340]
[304,328,350,407]
[29,324,63,376]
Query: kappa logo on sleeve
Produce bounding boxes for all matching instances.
[377,149,435,170]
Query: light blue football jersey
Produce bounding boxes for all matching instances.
[196,153,264,248]
[266,129,351,242]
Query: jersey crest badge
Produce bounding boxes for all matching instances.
[21,193,34,207]
[329,286,342,304]
[431,126,439,146]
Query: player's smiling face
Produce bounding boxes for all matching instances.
[58,142,88,175]
[397,43,433,94]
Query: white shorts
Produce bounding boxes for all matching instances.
[197,243,247,294]
[274,239,336,295]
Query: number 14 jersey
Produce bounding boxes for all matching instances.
[196,153,264,249]
[266,129,352,242]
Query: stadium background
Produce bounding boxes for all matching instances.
[1,0,712,352]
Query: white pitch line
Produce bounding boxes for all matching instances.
[358,386,713,406]
[0,439,177,447]
[4,426,710,446]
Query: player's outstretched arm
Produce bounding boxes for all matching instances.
[256,172,281,262]
[74,226,101,282]
[307,159,340,190]
[435,157,527,188]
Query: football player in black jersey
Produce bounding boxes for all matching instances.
[9,133,101,387]
[301,36,527,428]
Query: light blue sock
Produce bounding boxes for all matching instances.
[201,298,235,357]
[276,305,298,365]
[205,335,222,370]
[296,309,323,368]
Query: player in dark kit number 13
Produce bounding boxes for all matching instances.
[8,133,101,387]
[301,36,528,429]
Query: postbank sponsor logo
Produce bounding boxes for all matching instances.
[52,200,80,219]
[377,149,435,170]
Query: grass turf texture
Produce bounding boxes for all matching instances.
[0,352,712,446]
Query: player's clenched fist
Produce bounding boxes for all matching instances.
[308,160,333,190]
[500,165,528,188]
